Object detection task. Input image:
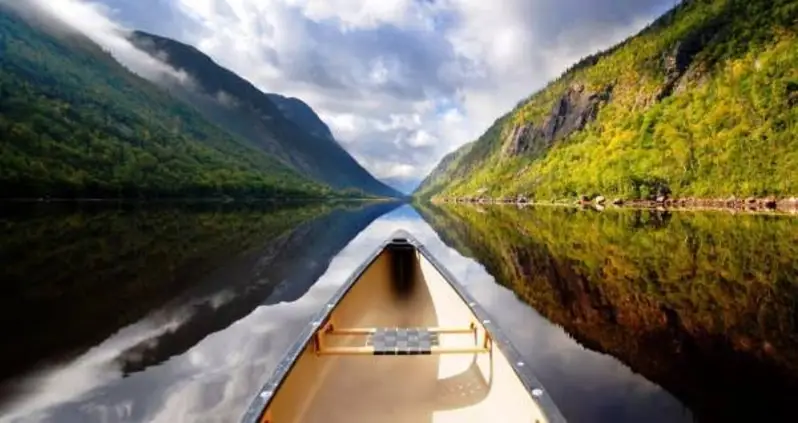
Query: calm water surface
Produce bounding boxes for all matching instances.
[1,202,797,422]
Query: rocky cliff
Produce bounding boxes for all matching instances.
[504,84,612,156]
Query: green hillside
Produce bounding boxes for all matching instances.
[416,0,798,201]
[0,8,335,199]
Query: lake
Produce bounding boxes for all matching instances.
[1,201,796,422]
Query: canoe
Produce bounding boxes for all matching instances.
[241,230,566,423]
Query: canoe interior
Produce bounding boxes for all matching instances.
[257,240,550,423]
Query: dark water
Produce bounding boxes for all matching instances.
[0,202,796,422]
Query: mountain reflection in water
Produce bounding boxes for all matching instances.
[0,201,399,422]
[417,203,798,423]
[2,203,796,423]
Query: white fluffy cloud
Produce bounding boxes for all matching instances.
[165,0,676,189]
[15,0,677,191]
[285,0,435,30]
[7,0,193,85]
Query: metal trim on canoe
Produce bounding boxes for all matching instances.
[413,234,567,423]
[239,236,390,423]
[240,230,567,423]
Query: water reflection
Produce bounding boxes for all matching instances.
[0,201,399,422]
[417,203,798,422]
[0,201,339,380]
[5,203,785,422]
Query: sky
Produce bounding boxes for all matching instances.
[19,0,677,193]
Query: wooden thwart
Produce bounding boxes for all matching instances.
[326,326,475,336]
[314,323,492,356]
[317,345,490,356]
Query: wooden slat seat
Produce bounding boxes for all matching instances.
[368,327,439,355]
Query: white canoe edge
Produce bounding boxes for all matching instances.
[240,230,567,423]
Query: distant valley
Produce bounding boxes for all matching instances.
[129,31,403,198]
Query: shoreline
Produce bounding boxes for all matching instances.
[431,196,798,214]
[0,197,402,204]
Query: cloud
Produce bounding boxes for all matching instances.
[286,0,437,31]
[14,0,678,191]
[163,0,676,189]
[6,0,194,86]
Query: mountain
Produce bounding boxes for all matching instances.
[129,31,404,199]
[0,6,334,199]
[415,0,798,201]
[266,93,335,141]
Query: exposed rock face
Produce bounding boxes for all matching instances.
[506,124,541,157]
[788,81,798,107]
[656,22,721,100]
[506,84,612,157]
[543,84,610,141]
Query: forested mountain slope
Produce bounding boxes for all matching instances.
[416,0,798,201]
[0,7,335,199]
[129,31,403,198]
[266,93,335,141]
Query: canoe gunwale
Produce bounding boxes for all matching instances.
[414,237,568,423]
[239,234,390,423]
[240,230,567,423]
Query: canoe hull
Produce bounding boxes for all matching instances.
[242,232,566,423]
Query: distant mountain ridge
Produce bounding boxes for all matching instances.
[129,31,404,199]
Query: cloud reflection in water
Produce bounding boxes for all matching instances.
[1,206,688,423]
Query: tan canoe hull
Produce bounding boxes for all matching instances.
[242,231,565,423]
